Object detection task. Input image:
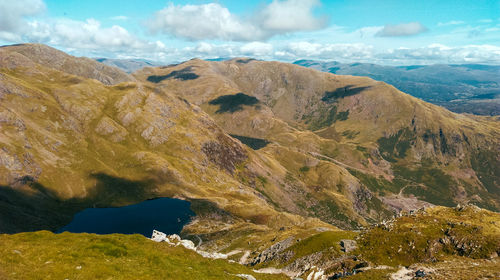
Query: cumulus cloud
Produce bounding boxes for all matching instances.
[274,42,500,65]
[256,0,327,33]
[0,17,168,60]
[148,3,262,41]
[276,42,375,61]
[0,0,45,32]
[376,22,428,37]
[25,18,150,50]
[379,44,500,64]
[240,42,273,56]
[149,0,327,41]
[178,42,500,65]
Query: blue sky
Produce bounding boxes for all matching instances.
[1,0,499,64]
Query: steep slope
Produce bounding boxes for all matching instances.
[294,60,500,116]
[0,44,133,85]
[135,58,500,217]
[0,231,288,280]
[0,45,499,279]
[0,45,335,244]
[2,205,498,280]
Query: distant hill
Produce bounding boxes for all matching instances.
[294,60,500,116]
[95,58,163,73]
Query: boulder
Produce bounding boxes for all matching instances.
[340,239,358,253]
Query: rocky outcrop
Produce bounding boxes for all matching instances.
[340,239,358,253]
[201,134,247,174]
[151,230,228,259]
[251,236,298,265]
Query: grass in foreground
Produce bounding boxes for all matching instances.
[0,231,288,280]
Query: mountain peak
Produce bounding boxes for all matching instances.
[0,43,133,85]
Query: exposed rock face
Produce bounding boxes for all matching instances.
[340,239,358,253]
[251,237,298,265]
[285,251,324,275]
[201,134,247,174]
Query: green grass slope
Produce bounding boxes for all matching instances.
[135,58,500,215]
[0,231,287,280]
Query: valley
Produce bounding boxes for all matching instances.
[0,44,499,279]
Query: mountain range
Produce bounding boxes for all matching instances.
[294,60,500,116]
[1,44,499,279]
[95,58,163,74]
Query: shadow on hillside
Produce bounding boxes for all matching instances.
[322,85,371,103]
[147,66,199,83]
[208,93,259,113]
[0,173,159,234]
[235,58,256,64]
[229,134,270,150]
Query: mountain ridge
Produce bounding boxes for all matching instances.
[294,59,500,116]
[1,43,499,279]
[0,43,498,241]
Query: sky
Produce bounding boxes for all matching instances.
[0,0,500,65]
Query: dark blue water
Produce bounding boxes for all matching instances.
[56,198,195,237]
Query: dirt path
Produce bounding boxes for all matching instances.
[239,250,250,264]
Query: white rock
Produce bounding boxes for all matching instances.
[169,234,181,242]
[197,250,228,259]
[235,274,256,280]
[179,239,196,251]
[151,230,167,242]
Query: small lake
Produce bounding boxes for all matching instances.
[56,198,195,237]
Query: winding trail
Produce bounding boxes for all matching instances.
[195,235,202,248]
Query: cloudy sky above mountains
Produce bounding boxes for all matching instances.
[0,0,499,65]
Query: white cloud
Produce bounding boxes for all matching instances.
[149,1,326,41]
[376,22,428,37]
[25,18,147,50]
[149,3,262,41]
[110,16,128,21]
[437,20,465,26]
[277,42,375,61]
[270,42,500,65]
[240,42,273,56]
[381,44,500,64]
[0,17,169,60]
[0,0,45,32]
[256,0,327,33]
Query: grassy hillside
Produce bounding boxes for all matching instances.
[1,205,497,280]
[135,57,500,221]
[294,60,500,116]
[0,44,499,280]
[246,205,500,279]
[0,231,287,280]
